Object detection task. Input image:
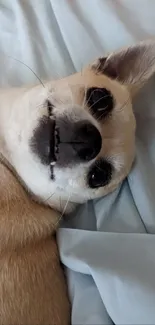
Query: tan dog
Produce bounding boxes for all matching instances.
[0,40,155,324]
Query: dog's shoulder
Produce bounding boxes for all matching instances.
[0,161,60,249]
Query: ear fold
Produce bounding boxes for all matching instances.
[92,40,155,89]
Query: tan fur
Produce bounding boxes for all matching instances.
[0,161,70,325]
[0,40,155,324]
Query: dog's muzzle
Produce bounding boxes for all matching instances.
[30,116,102,167]
[30,115,113,188]
[55,118,102,167]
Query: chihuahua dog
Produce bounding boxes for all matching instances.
[0,40,155,324]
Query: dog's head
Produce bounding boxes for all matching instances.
[1,40,155,212]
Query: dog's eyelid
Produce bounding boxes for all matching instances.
[47,100,54,117]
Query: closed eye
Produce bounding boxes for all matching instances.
[86,87,114,120]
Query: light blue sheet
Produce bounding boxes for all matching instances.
[0,1,155,324]
[58,77,155,324]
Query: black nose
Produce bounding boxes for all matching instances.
[30,116,102,168]
[72,122,102,161]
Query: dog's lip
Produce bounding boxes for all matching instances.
[49,118,60,165]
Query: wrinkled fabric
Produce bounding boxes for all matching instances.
[0,1,155,324]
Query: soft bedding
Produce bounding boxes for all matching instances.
[1,1,155,324]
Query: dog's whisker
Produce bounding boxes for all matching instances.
[66,81,74,107]
[119,95,131,111]
[52,97,65,106]
[80,64,84,77]
[7,55,46,88]
[84,88,103,112]
[89,94,112,110]
[59,196,63,213]
[49,71,63,79]
[43,192,55,204]
[46,85,70,107]
[61,193,71,217]
[49,88,68,106]
[36,102,48,110]
[84,88,97,108]
[96,107,109,121]
[82,81,88,109]
[85,94,111,116]
[56,193,72,226]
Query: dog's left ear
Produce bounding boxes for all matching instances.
[92,40,155,92]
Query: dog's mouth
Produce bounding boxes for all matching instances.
[49,118,60,166]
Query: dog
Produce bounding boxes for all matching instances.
[0,39,155,324]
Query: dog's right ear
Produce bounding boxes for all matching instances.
[92,40,155,94]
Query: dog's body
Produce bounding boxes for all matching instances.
[0,160,70,324]
[0,40,155,324]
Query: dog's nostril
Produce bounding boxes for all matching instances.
[73,122,102,161]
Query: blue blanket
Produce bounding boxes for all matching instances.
[58,78,155,324]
